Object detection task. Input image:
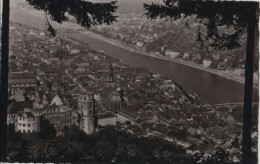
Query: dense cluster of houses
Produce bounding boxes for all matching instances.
[7,21,257,162]
[91,14,259,84]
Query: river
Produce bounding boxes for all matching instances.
[63,32,258,104]
[10,1,258,104]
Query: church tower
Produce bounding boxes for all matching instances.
[78,92,95,134]
[107,63,114,82]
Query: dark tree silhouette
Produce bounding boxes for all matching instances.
[0,0,118,161]
[7,124,29,162]
[27,0,118,36]
[38,116,57,139]
[144,1,258,163]
[192,147,228,164]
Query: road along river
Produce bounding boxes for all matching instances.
[10,1,258,104]
[63,31,258,104]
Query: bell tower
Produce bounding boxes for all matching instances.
[78,92,95,134]
[107,63,114,82]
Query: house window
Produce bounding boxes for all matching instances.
[23,124,25,127]
[28,124,30,127]
[19,123,21,126]
[23,130,25,133]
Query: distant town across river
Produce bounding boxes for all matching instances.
[10,0,258,104]
[62,31,258,104]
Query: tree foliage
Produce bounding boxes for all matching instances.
[8,125,251,163]
[144,1,258,50]
[144,1,258,163]
[26,0,118,36]
[7,126,195,163]
[39,116,56,139]
[192,148,229,164]
[7,124,28,162]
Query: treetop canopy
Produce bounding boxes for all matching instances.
[144,0,259,50]
[27,0,118,36]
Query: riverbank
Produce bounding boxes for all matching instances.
[79,31,258,89]
[13,1,258,89]
[10,1,258,104]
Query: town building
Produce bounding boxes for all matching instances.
[16,109,40,133]
[202,59,212,68]
[9,91,98,135]
[7,100,33,125]
[165,49,179,59]
[106,63,116,88]
[35,105,73,132]
[44,67,62,77]
[117,109,138,125]
[97,112,117,127]
[77,92,96,134]
[9,72,37,95]
[102,89,127,113]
